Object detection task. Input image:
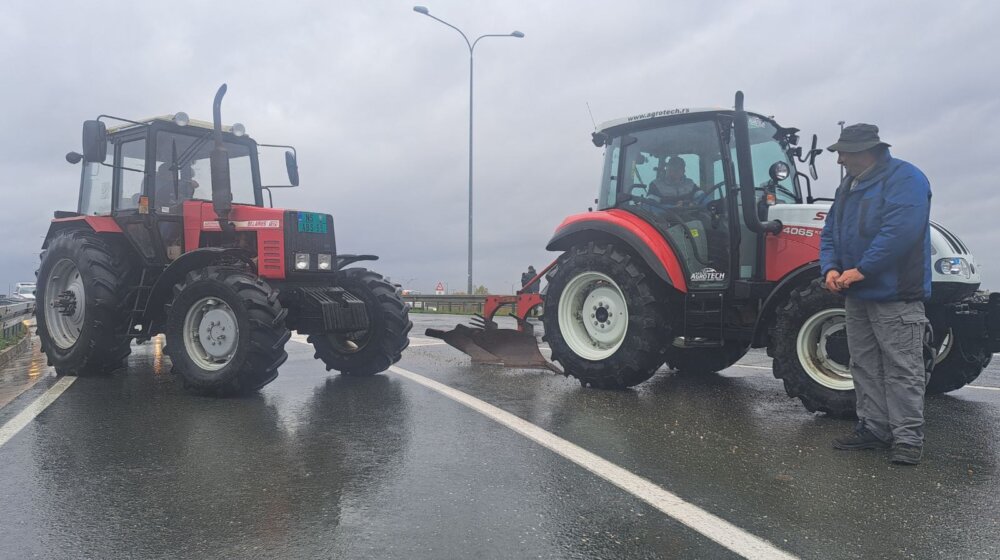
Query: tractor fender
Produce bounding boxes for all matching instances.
[140,247,257,335]
[42,215,122,248]
[751,261,822,348]
[546,209,687,293]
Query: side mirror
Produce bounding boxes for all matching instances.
[82,120,108,163]
[66,152,84,164]
[285,150,299,187]
[808,134,819,180]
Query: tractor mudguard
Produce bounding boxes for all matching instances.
[751,261,821,349]
[546,209,687,293]
[43,215,122,248]
[139,247,257,336]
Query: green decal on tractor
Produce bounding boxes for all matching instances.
[298,212,328,234]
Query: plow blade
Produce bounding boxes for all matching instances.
[426,317,559,372]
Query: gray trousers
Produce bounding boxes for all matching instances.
[845,297,930,446]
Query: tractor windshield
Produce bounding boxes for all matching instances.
[604,119,733,288]
[153,131,257,211]
[723,116,800,204]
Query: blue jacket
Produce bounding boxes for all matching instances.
[819,151,932,302]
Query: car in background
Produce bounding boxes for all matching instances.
[12,282,35,301]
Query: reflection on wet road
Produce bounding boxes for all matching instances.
[1,314,999,559]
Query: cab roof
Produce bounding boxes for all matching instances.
[107,115,242,134]
[597,107,729,133]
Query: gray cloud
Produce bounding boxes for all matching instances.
[2,0,998,295]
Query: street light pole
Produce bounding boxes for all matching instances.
[413,6,523,294]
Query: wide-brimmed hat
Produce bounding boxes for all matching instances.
[826,123,891,153]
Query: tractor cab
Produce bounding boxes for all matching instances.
[592,106,809,292]
[72,113,297,264]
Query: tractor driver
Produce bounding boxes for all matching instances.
[153,162,200,210]
[648,156,705,207]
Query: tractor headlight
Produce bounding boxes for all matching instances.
[294,253,310,270]
[317,254,333,270]
[935,257,970,278]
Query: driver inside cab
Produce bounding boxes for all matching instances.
[648,156,705,207]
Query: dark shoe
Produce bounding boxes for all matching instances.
[832,426,890,450]
[890,444,923,465]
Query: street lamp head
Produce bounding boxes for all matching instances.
[511,31,525,38]
[413,6,429,14]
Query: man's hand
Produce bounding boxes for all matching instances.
[836,268,865,290]
[825,270,842,292]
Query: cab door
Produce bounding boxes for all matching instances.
[614,118,733,290]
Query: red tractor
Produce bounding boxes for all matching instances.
[36,85,411,395]
[434,92,1000,417]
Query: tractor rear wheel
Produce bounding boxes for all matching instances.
[35,230,135,376]
[772,279,857,418]
[165,267,290,396]
[309,268,411,376]
[663,343,748,375]
[541,241,669,389]
[926,329,990,394]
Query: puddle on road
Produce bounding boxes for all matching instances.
[0,338,53,408]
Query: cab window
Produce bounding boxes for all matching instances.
[79,141,113,215]
[118,138,147,210]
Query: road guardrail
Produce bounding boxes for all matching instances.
[1,300,34,339]
[402,294,488,315]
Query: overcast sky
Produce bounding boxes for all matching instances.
[2,0,999,295]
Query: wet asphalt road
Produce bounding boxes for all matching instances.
[1,314,999,559]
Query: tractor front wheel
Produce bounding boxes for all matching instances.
[926,328,990,394]
[541,242,669,389]
[35,230,135,376]
[165,267,290,396]
[772,279,857,418]
[309,268,412,376]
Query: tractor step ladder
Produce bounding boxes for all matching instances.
[126,268,157,336]
[678,291,725,348]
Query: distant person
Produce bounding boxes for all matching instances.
[821,123,932,466]
[521,265,539,293]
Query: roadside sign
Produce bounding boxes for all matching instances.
[435,282,445,295]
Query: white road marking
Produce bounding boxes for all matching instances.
[289,333,445,348]
[0,376,76,448]
[731,363,772,371]
[388,364,798,560]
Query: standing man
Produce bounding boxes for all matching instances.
[819,123,932,466]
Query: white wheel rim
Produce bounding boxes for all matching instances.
[557,271,629,360]
[183,297,240,371]
[44,258,86,350]
[796,307,854,391]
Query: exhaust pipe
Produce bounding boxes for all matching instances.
[210,84,235,237]
[733,91,782,235]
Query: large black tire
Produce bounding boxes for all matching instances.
[308,268,412,376]
[772,279,857,418]
[663,343,748,375]
[165,267,290,396]
[541,241,669,389]
[927,329,990,394]
[35,230,135,376]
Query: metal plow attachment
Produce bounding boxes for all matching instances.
[426,315,559,372]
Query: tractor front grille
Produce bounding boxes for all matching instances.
[283,210,337,272]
